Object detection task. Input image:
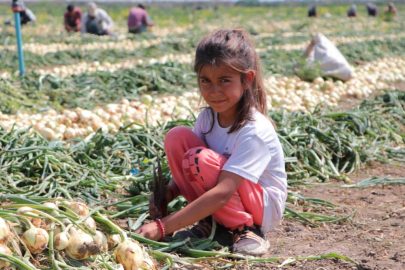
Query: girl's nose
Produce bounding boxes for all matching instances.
[210,85,221,95]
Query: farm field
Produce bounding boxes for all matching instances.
[0,1,405,269]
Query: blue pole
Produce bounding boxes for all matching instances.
[13,10,25,76]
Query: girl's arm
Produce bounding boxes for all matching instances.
[135,171,243,240]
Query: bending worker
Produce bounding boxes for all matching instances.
[81,2,114,36]
[64,4,82,32]
[366,3,379,17]
[128,4,154,34]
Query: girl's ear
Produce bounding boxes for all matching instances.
[243,70,255,89]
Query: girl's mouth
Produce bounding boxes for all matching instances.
[210,100,226,104]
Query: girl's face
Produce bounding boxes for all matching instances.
[199,64,247,127]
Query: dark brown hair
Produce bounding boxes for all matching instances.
[194,29,268,134]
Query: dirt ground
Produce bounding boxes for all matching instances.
[252,161,405,270]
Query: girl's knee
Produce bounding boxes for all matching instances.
[183,147,209,182]
[184,147,207,161]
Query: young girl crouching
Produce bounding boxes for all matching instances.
[135,29,287,256]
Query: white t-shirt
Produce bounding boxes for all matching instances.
[193,108,287,232]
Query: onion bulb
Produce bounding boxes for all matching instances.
[107,234,121,249]
[65,228,102,260]
[114,240,144,270]
[17,207,41,227]
[92,231,108,252]
[43,202,58,210]
[142,251,158,270]
[21,226,49,254]
[67,202,89,217]
[43,202,59,215]
[84,217,97,231]
[0,244,12,268]
[0,218,10,244]
[141,95,153,105]
[54,232,70,250]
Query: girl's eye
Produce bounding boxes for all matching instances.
[200,78,209,83]
[221,79,230,83]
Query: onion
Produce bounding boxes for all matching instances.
[43,202,59,215]
[0,218,10,244]
[142,252,158,270]
[22,226,49,254]
[313,77,324,86]
[17,207,41,227]
[84,217,97,231]
[107,234,121,249]
[54,231,70,250]
[67,202,89,217]
[65,227,102,260]
[141,95,153,105]
[0,244,12,267]
[92,231,108,252]
[114,240,144,270]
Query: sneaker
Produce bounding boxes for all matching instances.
[174,217,212,239]
[174,216,234,246]
[232,225,270,256]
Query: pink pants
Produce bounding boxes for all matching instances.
[164,126,264,230]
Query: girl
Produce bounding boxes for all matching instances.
[135,29,287,256]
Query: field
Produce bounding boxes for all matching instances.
[0,1,404,269]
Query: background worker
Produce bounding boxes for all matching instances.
[127,4,154,34]
[308,5,317,18]
[347,4,357,17]
[366,3,379,17]
[64,4,82,32]
[384,2,397,21]
[18,1,36,25]
[81,2,115,37]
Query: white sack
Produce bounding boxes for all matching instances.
[305,33,355,81]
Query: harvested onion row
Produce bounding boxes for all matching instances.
[1,57,404,140]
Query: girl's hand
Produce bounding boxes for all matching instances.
[134,222,162,241]
[148,193,162,220]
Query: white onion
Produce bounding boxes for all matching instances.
[65,228,102,260]
[54,231,70,250]
[0,244,12,267]
[92,231,108,252]
[0,218,10,244]
[67,202,89,217]
[107,234,121,250]
[141,95,153,105]
[22,226,49,254]
[114,240,144,270]
[84,217,97,231]
[17,207,41,227]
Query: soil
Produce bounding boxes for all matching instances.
[255,161,405,270]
